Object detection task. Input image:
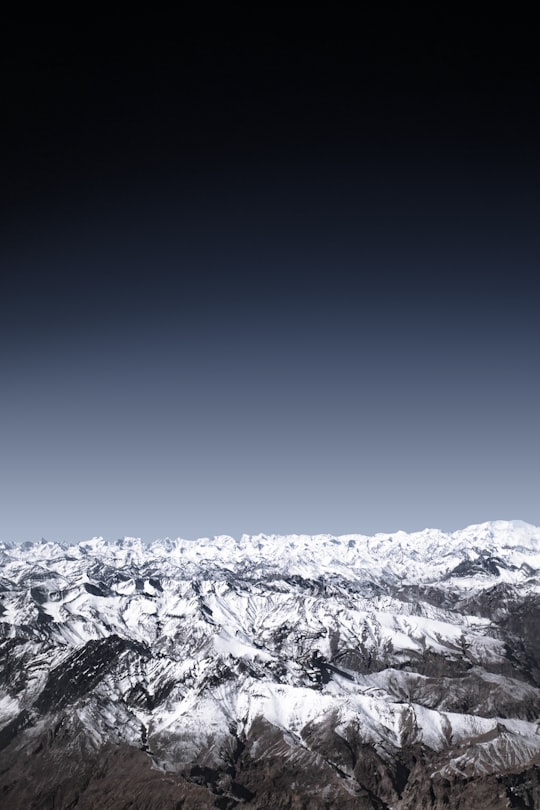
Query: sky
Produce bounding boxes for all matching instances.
[1,17,539,542]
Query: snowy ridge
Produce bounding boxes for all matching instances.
[3,519,540,583]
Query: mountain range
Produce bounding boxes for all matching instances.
[1,520,540,808]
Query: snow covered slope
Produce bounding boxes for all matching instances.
[1,521,540,808]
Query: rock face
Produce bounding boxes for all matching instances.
[1,520,540,808]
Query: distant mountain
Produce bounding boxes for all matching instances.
[1,521,540,808]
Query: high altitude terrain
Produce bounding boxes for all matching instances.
[1,520,540,808]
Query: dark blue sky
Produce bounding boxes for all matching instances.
[1,18,539,541]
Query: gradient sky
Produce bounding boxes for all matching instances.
[1,18,539,542]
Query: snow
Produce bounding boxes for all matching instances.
[214,628,273,662]
[0,694,20,728]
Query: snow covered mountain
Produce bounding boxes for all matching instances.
[1,520,540,808]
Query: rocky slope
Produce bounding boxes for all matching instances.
[1,520,540,808]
